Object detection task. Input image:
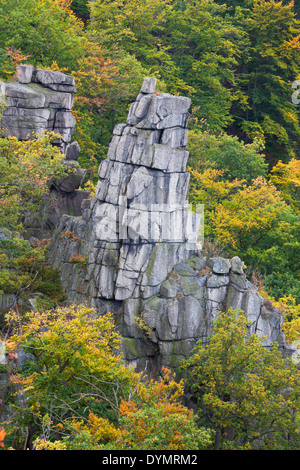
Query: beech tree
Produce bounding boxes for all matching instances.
[4,306,141,449]
[232,0,300,162]
[188,128,268,183]
[0,0,84,70]
[181,308,300,450]
[0,133,66,231]
[32,368,212,450]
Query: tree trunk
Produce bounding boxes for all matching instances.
[214,426,222,450]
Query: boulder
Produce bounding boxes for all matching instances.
[16,64,35,84]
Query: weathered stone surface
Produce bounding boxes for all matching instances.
[52,162,86,193]
[208,256,231,274]
[206,273,230,288]
[16,64,35,84]
[230,256,244,274]
[4,82,46,108]
[96,160,190,208]
[160,127,189,149]
[127,93,191,130]
[1,69,76,151]
[0,66,89,238]
[1,106,52,139]
[140,77,157,94]
[33,68,75,89]
[65,141,81,161]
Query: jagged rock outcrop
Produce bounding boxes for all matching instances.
[0,65,88,238]
[46,78,294,375]
[1,64,76,153]
[48,77,200,301]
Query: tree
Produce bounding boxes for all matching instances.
[232,0,300,163]
[0,133,66,231]
[91,0,245,131]
[113,367,212,450]
[33,368,212,450]
[211,177,291,251]
[4,306,141,448]
[70,0,91,23]
[208,176,300,301]
[269,158,300,212]
[271,294,300,343]
[0,0,84,71]
[166,0,246,130]
[90,0,182,91]
[181,308,300,450]
[188,127,268,183]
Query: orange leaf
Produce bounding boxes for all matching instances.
[0,428,6,448]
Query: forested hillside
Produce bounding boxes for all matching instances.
[0,0,299,451]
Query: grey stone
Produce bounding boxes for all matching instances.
[37,84,74,110]
[43,78,289,378]
[208,257,231,274]
[33,68,75,87]
[4,82,74,110]
[0,69,77,151]
[130,129,161,166]
[1,107,51,139]
[173,257,207,277]
[127,92,191,130]
[140,77,157,94]
[93,202,120,242]
[16,64,35,84]
[134,94,152,118]
[160,278,178,299]
[160,127,189,149]
[52,162,86,193]
[54,110,76,129]
[206,274,230,288]
[230,256,244,274]
[96,160,190,208]
[229,272,248,291]
[149,144,189,173]
[4,82,46,108]
[45,83,76,93]
[113,123,127,135]
[121,203,199,243]
[65,141,81,160]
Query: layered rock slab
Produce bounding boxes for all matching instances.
[1,64,77,155]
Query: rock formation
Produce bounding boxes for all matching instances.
[1,64,76,153]
[47,78,294,375]
[48,77,201,301]
[0,65,88,237]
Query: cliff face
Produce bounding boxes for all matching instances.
[46,78,293,375]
